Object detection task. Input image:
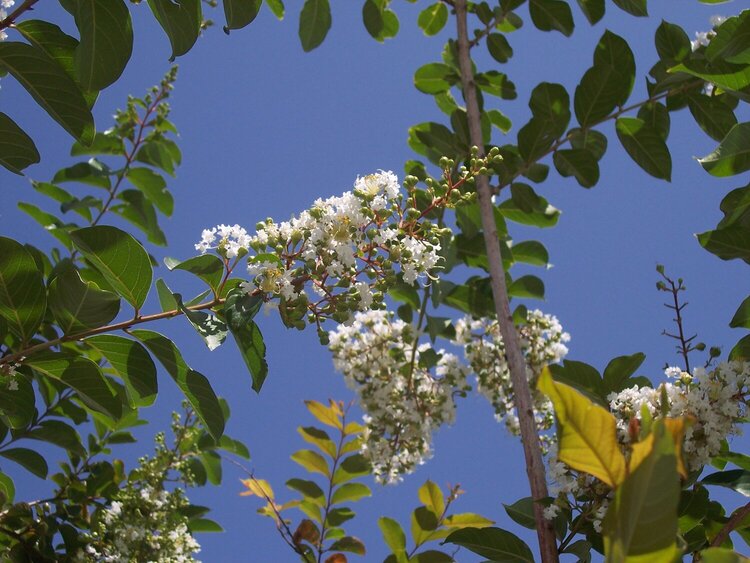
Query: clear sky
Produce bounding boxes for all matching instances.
[1,0,748,561]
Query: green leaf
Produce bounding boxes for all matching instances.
[223,0,262,32]
[200,450,222,485]
[418,480,445,515]
[25,420,84,455]
[223,289,267,392]
[48,268,119,334]
[475,70,517,99]
[443,512,494,528]
[569,128,608,160]
[670,58,750,94]
[298,425,336,457]
[332,453,370,485]
[86,335,158,407]
[699,123,750,177]
[0,377,35,429]
[53,160,111,189]
[611,0,647,16]
[126,168,173,215]
[414,63,457,95]
[73,0,133,90]
[265,0,284,19]
[576,0,604,25]
[574,65,624,127]
[508,275,545,299]
[702,469,750,496]
[655,20,691,63]
[174,293,228,351]
[487,33,513,63]
[362,0,384,40]
[700,548,750,563]
[135,139,179,176]
[379,516,407,555]
[188,518,224,533]
[164,254,224,295]
[0,472,14,503]
[0,448,48,479]
[0,112,39,174]
[329,536,366,555]
[529,0,574,37]
[443,527,534,562]
[731,295,750,328]
[0,237,46,343]
[70,226,152,309]
[603,422,680,562]
[688,94,738,143]
[299,0,331,52]
[498,183,560,228]
[291,449,330,477]
[706,12,750,65]
[553,148,599,188]
[286,478,325,504]
[327,507,355,527]
[332,482,371,505]
[697,224,750,263]
[408,122,460,164]
[27,353,121,419]
[602,352,646,394]
[71,132,124,156]
[503,497,536,530]
[132,329,225,440]
[0,42,94,144]
[147,0,202,60]
[615,116,672,180]
[487,109,512,132]
[417,3,447,36]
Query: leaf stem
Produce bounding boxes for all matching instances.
[454,2,559,561]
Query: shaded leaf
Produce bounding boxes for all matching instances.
[223,0,262,32]
[0,112,39,174]
[616,116,672,180]
[443,527,534,562]
[299,0,331,52]
[0,236,46,343]
[147,0,202,60]
[48,268,120,334]
[0,448,48,479]
[223,289,267,392]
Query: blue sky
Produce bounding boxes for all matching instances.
[1,0,749,560]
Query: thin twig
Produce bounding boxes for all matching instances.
[711,500,750,548]
[0,0,39,32]
[453,2,558,561]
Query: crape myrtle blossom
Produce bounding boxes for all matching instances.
[0,1,14,42]
[196,171,450,333]
[455,309,571,451]
[544,361,750,530]
[328,310,470,484]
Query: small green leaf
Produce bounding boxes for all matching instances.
[27,353,121,419]
[655,20,691,63]
[299,0,331,52]
[0,41,94,144]
[329,536,366,555]
[73,0,133,90]
[332,453,370,485]
[188,518,223,533]
[70,226,152,309]
[132,329,225,439]
[0,112,40,174]
[286,478,325,504]
[164,254,225,294]
[616,116,672,180]
[135,139,179,176]
[611,0,647,16]
[291,449,330,477]
[0,376,35,429]
[417,3,447,36]
[127,168,173,215]
[529,0,574,37]
[0,448,48,479]
[697,224,750,263]
[503,497,536,530]
[265,0,284,19]
[0,236,46,343]
[576,0,604,25]
[414,63,457,94]
[702,469,750,496]
[332,482,371,505]
[443,527,534,562]
[0,472,15,503]
[498,183,560,228]
[688,94,737,143]
[508,275,544,299]
[223,0,262,32]
[53,160,111,189]
[699,122,750,177]
[553,148,599,188]
[48,268,120,334]
[71,132,124,156]
[700,548,750,563]
[602,352,646,394]
[147,0,202,60]
[86,335,158,407]
[223,289,267,392]
[487,33,513,63]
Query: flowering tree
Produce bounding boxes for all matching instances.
[1,0,750,561]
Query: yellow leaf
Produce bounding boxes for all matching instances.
[629,418,689,480]
[240,477,275,501]
[443,512,495,528]
[538,367,627,487]
[325,554,347,563]
[418,480,445,515]
[305,399,343,430]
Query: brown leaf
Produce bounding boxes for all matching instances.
[324,554,347,563]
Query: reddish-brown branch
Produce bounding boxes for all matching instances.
[454,1,559,561]
[0,0,39,32]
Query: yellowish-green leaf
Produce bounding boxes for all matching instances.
[292,449,330,477]
[298,426,337,458]
[305,399,343,430]
[443,513,495,528]
[240,477,274,501]
[538,367,626,487]
[418,480,445,516]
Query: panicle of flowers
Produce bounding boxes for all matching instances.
[0,1,14,42]
[455,309,570,451]
[328,310,470,484]
[195,224,251,259]
[607,361,750,470]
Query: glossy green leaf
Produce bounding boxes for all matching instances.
[576,0,604,25]
[86,335,158,407]
[414,63,457,94]
[332,482,371,505]
[487,33,513,63]
[70,226,152,309]
[25,420,84,455]
[0,42,94,144]
[443,512,494,529]
[417,3,447,36]
[529,0,574,37]
[655,20,691,63]
[17,203,74,248]
[508,275,545,299]
[503,497,536,530]
[569,128,608,160]
[688,94,737,143]
[71,132,124,156]
[223,289,267,392]
[553,148,599,188]
[53,160,111,189]
[408,122,460,164]
[73,0,133,90]
[27,353,121,419]
[510,240,549,266]
[603,423,680,562]
[475,70,517,99]
[0,448,48,479]
[697,224,750,263]
[0,112,39,174]
[418,480,445,516]
[174,293,228,351]
[0,237,46,343]
[443,527,534,562]
[327,507,355,527]
[379,516,407,556]
[132,329,225,439]
[299,0,331,52]
[602,352,646,394]
[147,0,202,60]
[165,254,224,295]
[699,122,750,177]
[126,167,173,215]
[706,12,750,65]
[48,268,119,334]
[362,0,384,40]
[223,0,262,32]
[188,518,224,533]
[616,117,672,180]
[611,0,647,16]
[702,469,750,496]
[670,59,750,94]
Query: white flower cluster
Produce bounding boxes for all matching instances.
[328,310,469,484]
[455,309,570,450]
[196,171,444,330]
[84,484,200,562]
[691,15,726,51]
[0,1,14,42]
[608,361,750,470]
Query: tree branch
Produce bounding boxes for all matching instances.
[711,500,750,548]
[453,2,558,561]
[0,0,40,32]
